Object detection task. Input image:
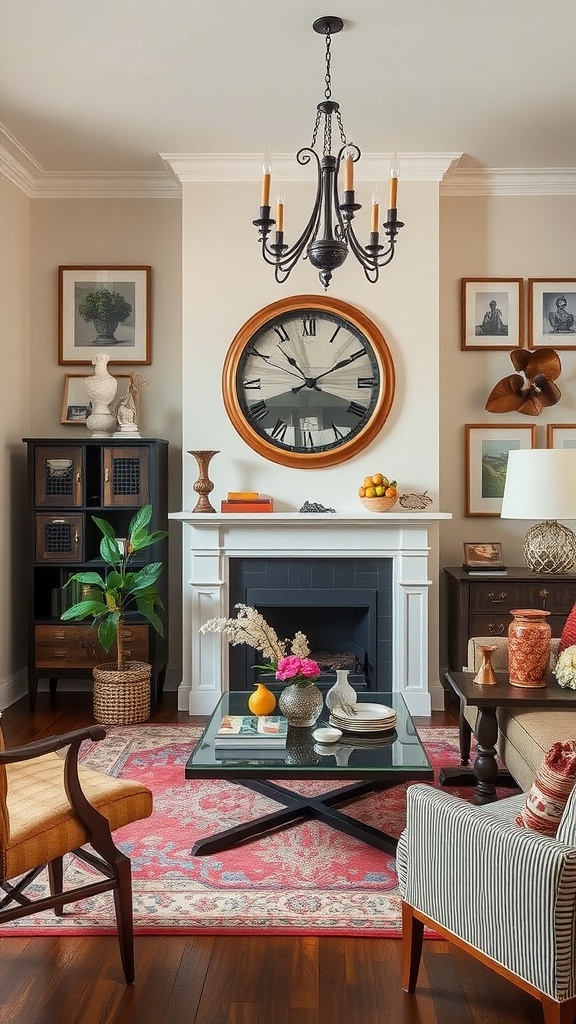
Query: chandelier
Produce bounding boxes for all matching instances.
[253,15,403,290]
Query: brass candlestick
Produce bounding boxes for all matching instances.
[189,450,219,513]
[473,644,498,686]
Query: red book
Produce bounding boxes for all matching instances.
[221,500,274,513]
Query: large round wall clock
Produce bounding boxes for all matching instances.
[222,295,395,469]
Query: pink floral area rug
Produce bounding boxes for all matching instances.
[0,724,518,938]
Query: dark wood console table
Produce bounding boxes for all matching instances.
[442,670,576,804]
[444,567,576,673]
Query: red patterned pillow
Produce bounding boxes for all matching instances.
[560,603,576,652]
[516,741,576,836]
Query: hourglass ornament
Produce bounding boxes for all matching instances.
[473,644,498,686]
[189,450,219,513]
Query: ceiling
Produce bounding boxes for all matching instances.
[2,0,576,190]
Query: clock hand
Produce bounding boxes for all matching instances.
[249,349,307,382]
[277,345,307,380]
[313,350,366,382]
[292,380,323,394]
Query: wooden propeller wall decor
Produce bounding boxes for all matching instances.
[485,347,562,416]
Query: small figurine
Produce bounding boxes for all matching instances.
[114,372,148,437]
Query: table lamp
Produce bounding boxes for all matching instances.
[500,448,576,572]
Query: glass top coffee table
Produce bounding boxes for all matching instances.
[185,691,432,857]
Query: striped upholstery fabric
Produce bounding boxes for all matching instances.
[398,784,576,1001]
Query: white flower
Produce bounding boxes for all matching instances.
[199,603,311,666]
[554,645,576,689]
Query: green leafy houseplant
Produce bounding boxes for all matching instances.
[78,288,132,325]
[61,505,167,671]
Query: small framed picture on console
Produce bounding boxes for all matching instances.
[463,542,506,574]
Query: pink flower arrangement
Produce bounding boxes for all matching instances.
[276,655,321,689]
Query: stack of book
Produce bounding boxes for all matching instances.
[214,714,287,760]
[220,491,274,513]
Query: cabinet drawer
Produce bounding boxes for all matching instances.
[469,582,572,613]
[468,613,510,639]
[35,624,149,669]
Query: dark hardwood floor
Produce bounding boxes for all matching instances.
[0,689,547,1024]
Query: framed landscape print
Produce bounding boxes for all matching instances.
[465,423,537,516]
[58,266,151,365]
[461,278,523,350]
[546,423,576,450]
[528,279,576,349]
[61,373,130,425]
[463,541,505,568]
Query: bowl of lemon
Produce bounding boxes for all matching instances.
[358,474,398,511]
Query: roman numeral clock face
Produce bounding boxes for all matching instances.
[222,296,395,468]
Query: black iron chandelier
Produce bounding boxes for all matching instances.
[253,15,403,290]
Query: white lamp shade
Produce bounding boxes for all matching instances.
[500,448,576,521]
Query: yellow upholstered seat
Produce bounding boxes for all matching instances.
[0,722,152,984]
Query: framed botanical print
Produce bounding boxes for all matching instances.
[528,279,576,349]
[461,278,523,350]
[61,373,130,425]
[546,423,576,450]
[465,423,537,516]
[58,265,151,365]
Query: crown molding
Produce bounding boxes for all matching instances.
[441,166,576,196]
[161,152,462,184]
[32,172,181,199]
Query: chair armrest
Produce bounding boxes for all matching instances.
[0,726,106,764]
[403,784,576,999]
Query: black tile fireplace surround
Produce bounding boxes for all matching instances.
[228,557,392,692]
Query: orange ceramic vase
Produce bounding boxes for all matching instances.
[508,608,551,688]
[248,682,277,715]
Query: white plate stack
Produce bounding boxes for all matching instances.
[328,702,397,734]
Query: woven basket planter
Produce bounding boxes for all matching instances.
[92,661,151,725]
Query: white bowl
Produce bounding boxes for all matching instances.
[312,726,343,744]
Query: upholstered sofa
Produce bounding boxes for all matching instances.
[465,636,575,792]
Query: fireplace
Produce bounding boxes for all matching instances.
[229,557,392,691]
[170,509,450,716]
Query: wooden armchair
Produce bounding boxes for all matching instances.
[397,783,576,1024]
[0,724,152,983]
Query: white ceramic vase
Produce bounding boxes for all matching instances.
[85,353,118,436]
[325,669,357,712]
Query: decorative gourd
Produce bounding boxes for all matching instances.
[248,682,277,716]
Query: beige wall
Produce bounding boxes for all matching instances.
[0,176,30,704]
[28,198,183,688]
[441,194,576,568]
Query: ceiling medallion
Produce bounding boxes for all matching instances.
[252,15,403,290]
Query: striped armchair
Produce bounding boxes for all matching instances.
[397,783,576,1024]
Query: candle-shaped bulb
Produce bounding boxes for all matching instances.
[371,184,380,233]
[344,146,354,192]
[275,181,285,233]
[261,148,272,207]
[389,153,399,209]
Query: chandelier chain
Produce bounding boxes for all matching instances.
[324,29,332,100]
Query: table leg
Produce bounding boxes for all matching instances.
[459,700,472,766]
[473,706,500,804]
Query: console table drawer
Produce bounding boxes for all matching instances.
[469,582,574,613]
[35,624,149,669]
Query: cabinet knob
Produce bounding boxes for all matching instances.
[52,649,67,658]
[487,590,507,604]
[488,622,506,635]
[121,629,133,638]
[105,468,110,482]
[76,470,81,484]
[51,630,66,639]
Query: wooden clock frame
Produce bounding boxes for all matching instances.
[222,294,395,469]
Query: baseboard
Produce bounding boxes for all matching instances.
[0,668,27,708]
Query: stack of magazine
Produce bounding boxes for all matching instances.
[214,714,288,761]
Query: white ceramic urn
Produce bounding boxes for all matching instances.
[84,353,118,436]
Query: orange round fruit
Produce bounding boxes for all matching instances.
[365,486,377,498]
[372,473,384,486]
[363,476,373,488]
[358,486,366,497]
[385,486,397,498]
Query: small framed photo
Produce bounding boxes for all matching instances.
[461,278,523,350]
[58,265,151,365]
[465,423,537,516]
[61,373,130,425]
[528,279,576,349]
[463,541,504,568]
[546,423,576,450]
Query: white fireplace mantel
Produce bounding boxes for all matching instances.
[170,511,452,717]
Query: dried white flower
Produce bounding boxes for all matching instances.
[554,645,576,689]
[200,604,311,665]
